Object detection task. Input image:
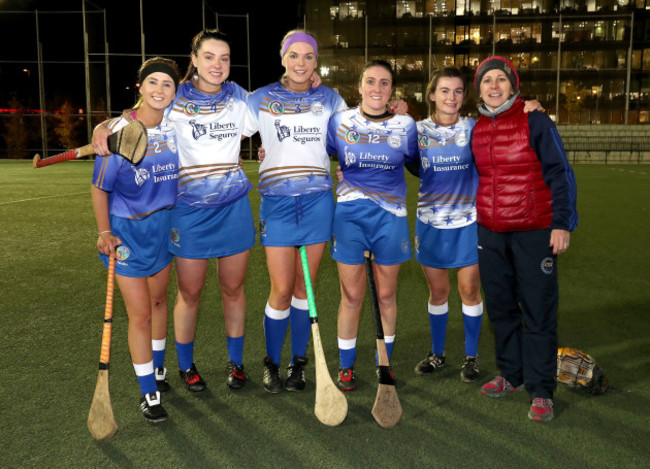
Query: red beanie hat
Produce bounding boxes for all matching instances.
[474,56,519,90]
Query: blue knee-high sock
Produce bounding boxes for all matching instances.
[134,361,157,396]
[264,302,290,365]
[338,337,357,369]
[375,335,395,364]
[227,335,244,367]
[462,302,483,357]
[152,338,166,369]
[176,340,194,372]
[290,297,311,361]
[429,302,448,356]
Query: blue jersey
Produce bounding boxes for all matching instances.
[247,82,347,197]
[168,81,256,208]
[328,108,419,216]
[416,116,478,229]
[93,117,179,220]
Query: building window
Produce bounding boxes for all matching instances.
[426,0,453,15]
[339,2,365,20]
[396,1,419,18]
[642,49,650,70]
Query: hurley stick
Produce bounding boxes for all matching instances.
[299,246,348,426]
[364,251,403,428]
[34,120,147,168]
[87,256,118,440]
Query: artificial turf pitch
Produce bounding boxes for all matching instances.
[0,160,648,468]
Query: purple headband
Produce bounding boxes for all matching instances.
[280,32,318,58]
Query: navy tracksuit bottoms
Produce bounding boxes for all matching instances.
[477,226,559,399]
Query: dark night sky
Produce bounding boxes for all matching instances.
[0,0,302,112]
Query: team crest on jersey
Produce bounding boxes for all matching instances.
[311,102,324,116]
[268,101,284,116]
[418,134,430,149]
[274,119,291,142]
[344,147,356,166]
[388,134,401,149]
[540,257,554,275]
[345,129,360,144]
[170,228,180,243]
[132,166,150,186]
[455,131,468,147]
[116,246,130,261]
[189,120,207,140]
[183,101,200,116]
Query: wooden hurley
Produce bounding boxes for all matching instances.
[87,256,118,440]
[364,251,403,429]
[299,246,348,426]
[34,120,148,168]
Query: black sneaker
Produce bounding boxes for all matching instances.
[286,355,308,392]
[337,367,356,391]
[155,367,170,393]
[262,356,282,393]
[460,356,480,383]
[226,361,247,390]
[140,391,167,423]
[179,363,206,392]
[415,352,446,375]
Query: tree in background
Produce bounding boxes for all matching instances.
[2,97,30,159]
[54,101,83,151]
[564,81,591,112]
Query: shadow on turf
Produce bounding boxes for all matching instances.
[157,378,346,467]
[93,441,138,468]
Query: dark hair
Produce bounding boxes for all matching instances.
[134,57,181,109]
[359,59,396,88]
[425,67,467,114]
[182,29,231,83]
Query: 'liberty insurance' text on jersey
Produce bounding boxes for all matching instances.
[416,116,478,229]
[327,108,420,216]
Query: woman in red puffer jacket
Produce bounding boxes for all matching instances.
[471,56,578,423]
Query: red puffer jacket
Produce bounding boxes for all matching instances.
[471,96,553,232]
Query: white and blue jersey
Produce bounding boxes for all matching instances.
[416,116,478,228]
[169,81,256,208]
[247,82,347,197]
[93,116,179,219]
[328,108,419,216]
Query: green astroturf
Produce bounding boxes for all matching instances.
[0,160,648,468]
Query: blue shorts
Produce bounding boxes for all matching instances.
[259,191,334,247]
[169,197,255,259]
[415,219,478,269]
[99,209,173,278]
[331,199,411,266]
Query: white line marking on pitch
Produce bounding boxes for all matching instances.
[0,192,88,205]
